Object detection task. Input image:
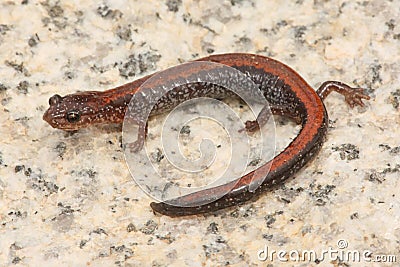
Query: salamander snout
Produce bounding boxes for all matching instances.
[43,92,103,131]
[43,93,85,131]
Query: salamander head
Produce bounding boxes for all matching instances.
[43,92,104,131]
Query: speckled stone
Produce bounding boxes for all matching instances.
[0,0,399,266]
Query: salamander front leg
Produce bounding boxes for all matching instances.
[317,81,370,107]
[127,122,148,153]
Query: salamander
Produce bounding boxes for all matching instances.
[43,53,370,216]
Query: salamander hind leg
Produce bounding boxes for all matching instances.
[317,81,370,108]
[241,105,272,133]
[241,104,303,133]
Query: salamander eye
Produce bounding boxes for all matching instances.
[49,94,62,106]
[66,110,81,123]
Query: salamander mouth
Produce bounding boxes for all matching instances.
[50,123,81,131]
[43,109,81,131]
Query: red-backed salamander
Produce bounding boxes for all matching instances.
[43,53,370,217]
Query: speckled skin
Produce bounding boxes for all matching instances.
[43,53,369,217]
